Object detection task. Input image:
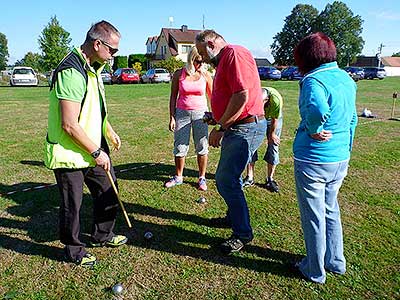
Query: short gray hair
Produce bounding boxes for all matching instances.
[195,29,224,43]
[85,20,120,43]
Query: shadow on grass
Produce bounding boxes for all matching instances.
[0,179,299,278]
[0,182,93,262]
[122,202,302,277]
[114,162,215,182]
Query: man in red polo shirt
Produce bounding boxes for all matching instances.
[196,30,266,254]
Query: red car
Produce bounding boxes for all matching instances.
[111,68,140,84]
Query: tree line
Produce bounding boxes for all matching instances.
[271,1,365,67]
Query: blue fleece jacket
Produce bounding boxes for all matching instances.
[293,62,358,163]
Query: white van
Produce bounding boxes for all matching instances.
[10,67,38,86]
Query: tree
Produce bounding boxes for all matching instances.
[0,32,9,70]
[128,54,148,70]
[16,52,43,72]
[112,56,128,70]
[313,1,364,67]
[154,57,184,74]
[271,4,319,65]
[38,16,71,71]
[132,62,142,75]
[392,52,400,57]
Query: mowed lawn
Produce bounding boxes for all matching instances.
[0,77,399,300]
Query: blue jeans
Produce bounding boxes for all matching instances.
[294,159,348,283]
[216,118,267,241]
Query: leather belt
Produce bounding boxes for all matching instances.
[232,115,265,126]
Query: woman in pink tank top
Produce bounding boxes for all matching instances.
[165,47,213,191]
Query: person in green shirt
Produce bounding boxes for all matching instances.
[243,87,283,192]
[45,21,127,267]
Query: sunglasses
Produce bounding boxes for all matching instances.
[99,40,119,55]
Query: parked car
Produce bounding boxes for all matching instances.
[257,66,281,80]
[46,70,54,86]
[280,66,303,80]
[344,67,364,81]
[363,67,386,80]
[9,66,38,86]
[141,68,171,83]
[101,69,112,84]
[111,68,140,84]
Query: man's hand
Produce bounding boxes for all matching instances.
[106,123,121,151]
[95,150,111,172]
[209,128,224,148]
[109,132,121,151]
[268,132,280,145]
[169,117,176,132]
[310,129,332,141]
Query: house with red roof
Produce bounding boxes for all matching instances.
[350,56,400,76]
[145,25,201,66]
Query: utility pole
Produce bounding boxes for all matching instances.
[202,14,205,30]
[377,43,385,67]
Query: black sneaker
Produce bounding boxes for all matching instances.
[208,216,231,228]
[220,236,251,255]
[266,179,279,193]
[242,176,254,187]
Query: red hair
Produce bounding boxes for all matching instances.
[294,32,337,74]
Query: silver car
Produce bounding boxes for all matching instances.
[141,68,171,83]
[101,69,112,84]
[10,67,38,86]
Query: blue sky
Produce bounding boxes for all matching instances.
[2,0,399,64]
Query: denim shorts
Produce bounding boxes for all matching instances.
[251,117,282,165]
[173,108,209,156]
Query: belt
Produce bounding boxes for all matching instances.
[232,115,265,126]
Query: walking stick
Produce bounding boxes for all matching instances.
[106,171,132,228]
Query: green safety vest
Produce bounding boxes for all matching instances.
[45,47,108,169]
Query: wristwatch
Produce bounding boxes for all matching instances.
[91,148,102,159]
[214,124,225,132]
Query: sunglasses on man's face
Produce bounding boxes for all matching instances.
[99,40,119,55]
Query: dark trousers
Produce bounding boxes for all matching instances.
[54,164,118,261]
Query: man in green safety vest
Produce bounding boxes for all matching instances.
[45,20,127,267]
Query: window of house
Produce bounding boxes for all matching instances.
[181,45,191,54]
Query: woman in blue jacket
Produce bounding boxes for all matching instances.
[292,32,358,284]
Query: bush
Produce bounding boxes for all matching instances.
[112,56,128,71]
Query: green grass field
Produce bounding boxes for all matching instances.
[0,78,399,300]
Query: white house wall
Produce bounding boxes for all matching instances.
[384,67,400,76]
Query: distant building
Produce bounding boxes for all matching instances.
[145,25,201,67]
[351,56,400,76]
[254,58,272,67]
[146,36,158,55]
[381,57,400,76]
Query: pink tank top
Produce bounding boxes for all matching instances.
[176,69,208,111]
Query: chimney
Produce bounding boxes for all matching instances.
[181,25,188,32]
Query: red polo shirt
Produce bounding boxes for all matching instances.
[211,45,263,122]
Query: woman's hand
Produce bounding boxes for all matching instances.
[310,130,332,141]
[169,116,176,132]
[268,132,280,145]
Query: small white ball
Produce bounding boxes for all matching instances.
[197,197,206,204]
[112,283,123,294]
[144,231,153,239]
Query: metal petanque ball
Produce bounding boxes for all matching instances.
[144,231,153,240]
[112,283,123,295]
[197,196,206,204]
